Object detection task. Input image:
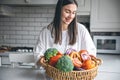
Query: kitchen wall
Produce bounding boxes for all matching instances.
[0,6,89,47]
[0,6,55,47]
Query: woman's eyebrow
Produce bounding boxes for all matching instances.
[65,9,77,13]
[65,9,70,11]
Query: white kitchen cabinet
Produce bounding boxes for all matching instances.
[0,57,1,66]
[90,0,120,32]
[1,56,11,65]
[0,5,13,16]
[0,0,57,5]
[9,53,35,68]
[77,0,91,15]
[0,0,90,15]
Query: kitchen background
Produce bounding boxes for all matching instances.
[0,6,90,47]
[0,0,120,80]
[0,6,57,47]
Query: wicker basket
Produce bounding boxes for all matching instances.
[40,56,102,80]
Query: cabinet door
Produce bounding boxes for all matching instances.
[0,57,1,66]
[77,0,91,15]
[25,0,57,5]
[0,0,57,5]
[90,0,120,32]
[1,56,10,65]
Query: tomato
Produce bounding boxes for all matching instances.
[72,58,82,68]
[82,59,96,70]
[49,54,62,66]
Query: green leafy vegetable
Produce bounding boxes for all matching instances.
[44,48,58,61]
[55,55,74,72]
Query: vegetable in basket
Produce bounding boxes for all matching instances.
[65,48,76,55]
[55,55,74,72]
[49,53,63,66]
[79,50,91,62]
[44,48,58,61]
[82,59,96,70]
[72,58,82,68]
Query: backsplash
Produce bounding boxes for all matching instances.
[0,6,89,47]
[0,6,55,47]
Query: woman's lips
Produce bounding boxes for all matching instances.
[65,18,72,23]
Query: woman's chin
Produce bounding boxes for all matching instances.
[64,22,71,25]
[62,21,72,26]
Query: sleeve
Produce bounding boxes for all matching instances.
[34,28,46,64]
[80,25,97,56]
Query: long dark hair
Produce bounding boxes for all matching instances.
[51,0,78,45]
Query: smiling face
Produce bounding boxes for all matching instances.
[61,3,77,30]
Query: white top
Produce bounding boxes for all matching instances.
[34,23,96,62]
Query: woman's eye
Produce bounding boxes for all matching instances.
[65,10,70,13]
[65,10,76,14]
[72,11,76,14]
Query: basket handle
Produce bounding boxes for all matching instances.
[39,56,47,68]
[90,55,103,66]
[95,58,102,66]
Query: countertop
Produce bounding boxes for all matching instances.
[0,51,33,57]
[0,67,52,80]
[0,66,120,80]
[0,52,9,57]
[95,53,120,80]
[0,53,120,80]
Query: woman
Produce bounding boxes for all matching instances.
[34,0,96,64]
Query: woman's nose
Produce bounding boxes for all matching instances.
[68,13,73,18]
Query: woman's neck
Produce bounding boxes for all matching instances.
[62,23,68,31]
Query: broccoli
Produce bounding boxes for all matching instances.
[55,55,74,72]
[44,48,58,61]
